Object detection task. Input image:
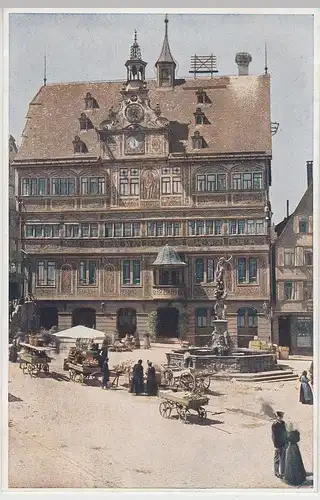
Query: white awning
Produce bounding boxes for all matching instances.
[53,325,106,340]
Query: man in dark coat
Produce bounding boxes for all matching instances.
[272,411,288,478]
[101,358,110,390]
[130,359,144,395]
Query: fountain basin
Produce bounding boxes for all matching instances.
[166,349,277,374]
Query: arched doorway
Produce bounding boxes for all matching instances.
[117,308,137,338]
[156,307,179,338]
[237,307,258,348]
[72,308,96,329]
[40,306,59,330]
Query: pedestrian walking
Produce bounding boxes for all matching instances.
[101,358,110,390]
[299,371,313,405]
[272,411,288,478]
[146,361,158,396]
[283,427,307,486]
[143,332,151,350]
[130,359,144,395]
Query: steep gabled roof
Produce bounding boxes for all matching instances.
[275,183,313,241]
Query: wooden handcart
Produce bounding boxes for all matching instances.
[161,366,211,394]
[158,390,209,423]
[19,343,51,377]
[68,362,101,384]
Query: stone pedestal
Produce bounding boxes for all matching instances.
[212,319,230,355]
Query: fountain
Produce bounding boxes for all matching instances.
[166,256,280,378]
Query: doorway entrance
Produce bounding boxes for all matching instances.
[156,307,179,338]
[278,316,291,350]
[237,307,258,348]
[72,308,96,329]
[40,306,59,330]
[117,308,137,338]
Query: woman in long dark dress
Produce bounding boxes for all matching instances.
[130,359,144,395]
[299,371,313,405]
[146,361,158,396]
[283,429,306,486]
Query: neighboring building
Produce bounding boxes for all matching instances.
[9,135,23,299]
[13,18,273,345]
[272,161,313,356]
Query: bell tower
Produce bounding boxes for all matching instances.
[155,15,176,88]
[125,31,147,85]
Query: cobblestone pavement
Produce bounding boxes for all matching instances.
[8,346,314,489]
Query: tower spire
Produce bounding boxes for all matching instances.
[155,14,176,87]
[130,30,142,60]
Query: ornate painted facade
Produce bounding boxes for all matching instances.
[13,18,273,345]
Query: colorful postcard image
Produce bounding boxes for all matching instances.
[8,11,314,489]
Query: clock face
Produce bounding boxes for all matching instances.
[125,104,144,123]
[125,134,145,155]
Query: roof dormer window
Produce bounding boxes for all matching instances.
[73,136,88,154]
[192,131,205,150]
[84,92,99,110]
[196,89,211,104]
[194,107,207,125]
[79,113,93,131]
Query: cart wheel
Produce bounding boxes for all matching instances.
[202,376,211,390]
[177,405,190,423]
[198,407,207,420]
[69,369,75,381]
[43,363,49,373]
[179,373,196,392]
[28,363,38,377]
[78,373,85,384]
[159,402,172,419]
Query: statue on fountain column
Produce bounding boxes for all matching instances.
[214,256,232,320]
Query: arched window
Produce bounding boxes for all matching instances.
[73,136,88,154]
[237,307,258,348]
[79,113,93,131]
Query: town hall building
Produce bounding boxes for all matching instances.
[13,17,273,346]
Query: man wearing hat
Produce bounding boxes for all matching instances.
[271,411,288,478]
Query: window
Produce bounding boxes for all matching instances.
[196,90,206,104]
[52,178,76,196]
[80,223,99,237]
[192,131,204,150]
[284,281,295,300]
[299,218,308,233]
[188,220,222,236]
[21,178,47,196]
[247,220,255,234]
[195,258,215,284]
[84,92,99,110]
[119,168,140,196]
[25,224,59,238]
[284,248,294,266]
[158,269,183,286]
[147,221,181,237]
[161,167,181,195]
[237,257,258,284]
[196,173,226,192]
[73,136,87,154]
[304,282,313,300]
[79,113,93,131]
[232,172,264,191]
[304,249,313,266]
[37,261,56,286]
[194,107,206,125]
[122,259,141,286]
[105,223,113,237]
[228,220,265,235]
[81,177,105,195]
[65,224,79,238]
[79,260,97,286]
[196,308,208,327]
[228,220,246,235]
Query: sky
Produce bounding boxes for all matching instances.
[8,12,314,223]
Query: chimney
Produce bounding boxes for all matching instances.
[286,200,290,218]
[307,160,313,187]
[235,52,252,76]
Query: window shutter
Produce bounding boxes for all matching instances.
[278,282,284,300]
[308,216,313,234]
[293,216,299,233]
[297,282,304,300]
[295,247,303,266]
[278,247,284,266]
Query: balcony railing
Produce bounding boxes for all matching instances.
[152,286,185,300]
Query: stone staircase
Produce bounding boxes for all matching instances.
[211,366,298,383]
